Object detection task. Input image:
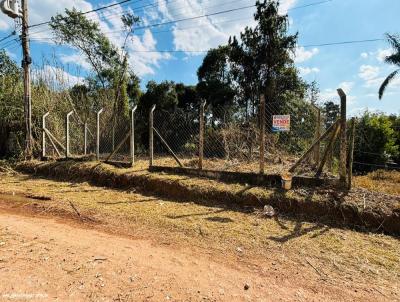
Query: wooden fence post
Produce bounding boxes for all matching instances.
[337,88,347,186]
[149,105,156,167]
[65,111,74,159]
[347,117,356,190]
[199,101,206,170]
[84,122,88,156]
[42,112,49,159]
[312,105,321,166]
[259,94,266,174]
[130,106,138,166]
[96,108,103,161]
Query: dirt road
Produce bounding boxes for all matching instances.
[0,212,307,302]
[0,210,382,302]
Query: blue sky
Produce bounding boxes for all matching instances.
[1,0,399,115]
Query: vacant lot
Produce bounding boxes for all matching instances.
[0,170,399,301]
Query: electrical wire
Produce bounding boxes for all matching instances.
[26,0,333,40]
[27,37,384,53]
[0,31,16,43]
[28,0,140,29]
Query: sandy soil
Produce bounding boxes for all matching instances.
[0,212,326,302]
[0,206,395,301]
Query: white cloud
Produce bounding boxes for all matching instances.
[279,0,298,14]
[358,65,380,81]
[299,67,320,76]
[294,47,319,63]
[376,48,392,62]
[0,18,12,31]
[320,81,355,103]
[32,65,84,88]
[151,0,297,55]
[360,52,368,59]
[357,64,400,89]
[20,0,172,76]
[59,53,91,71]
[3,0,299,77]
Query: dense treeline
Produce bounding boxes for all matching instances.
[0,0,398,171]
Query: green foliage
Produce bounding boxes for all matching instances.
[175,83,199,110]
[354,112,399,170]
[229,0,302,106]
[0,50,23,158]
[127,73,142,107]
[197,0,306,119]
[322,101,340,128]
[139,80,178,113]
[50,8,121,87]
[197,46,236,109]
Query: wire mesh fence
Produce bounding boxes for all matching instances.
[148,98,339,177]
[152,107,200,168]
[41,95,388,179]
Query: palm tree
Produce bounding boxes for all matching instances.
[379,34,400,99]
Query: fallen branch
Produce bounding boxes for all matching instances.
[68,201,81,218]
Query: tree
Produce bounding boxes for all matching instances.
[50,9,140,124]
[229,0,300,109]
[322,101,340,129]
[354,112,399,170]
[197,46,236,110]
[127,73,142,107]
[50,9,122,87]
[379,34,400,99]
[175,83,199,110]
[139,81,178,113]
[0,50,23,157]
[307,80,320,105]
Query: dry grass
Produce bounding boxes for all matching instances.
[126,155,311,175]
[354,170,400,195]
[0,172,399,295]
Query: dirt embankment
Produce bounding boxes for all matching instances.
[16,160,400,235]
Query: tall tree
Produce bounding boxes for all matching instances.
[379,34,400,99]
[197,46,235,109]
[50,9,140,122]
[229,0,300,109]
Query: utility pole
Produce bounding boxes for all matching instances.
[21,0,32,158]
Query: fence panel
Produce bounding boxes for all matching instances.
[44,112,66,158]
[263,100,318,175]
[202,105,260,173]
[152,108,199,168]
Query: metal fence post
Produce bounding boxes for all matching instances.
[259,94,266,174]
[130,105,138,166]
[96,108,104,161]
[149,105,156,167]
[199,101,206,170]
[337,88,347,186]
[65,111,74,158]
[42,112,49,159]
[347,117,356,190]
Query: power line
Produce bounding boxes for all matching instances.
[0,31,16,43]
[35,38,379,53]
[26,0,332,39]
[302,38,385,48]
[26,0,248,38]
[28,0,140,29]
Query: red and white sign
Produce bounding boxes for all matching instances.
[272,115,290,132]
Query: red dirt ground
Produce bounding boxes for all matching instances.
[0,206,394,302]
